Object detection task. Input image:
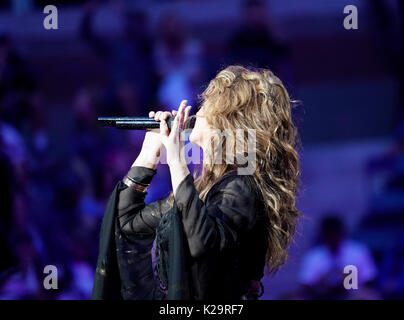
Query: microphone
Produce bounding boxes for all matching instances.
[97,116,196,131]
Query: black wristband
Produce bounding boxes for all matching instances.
[125,175,149,187]
[127,166,157,185]
[123,176,149,192]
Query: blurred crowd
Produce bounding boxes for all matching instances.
[0,0,403,299]
[0,0,292,299]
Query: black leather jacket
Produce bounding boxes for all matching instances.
[114,167,267,300]
[93,166,268,300]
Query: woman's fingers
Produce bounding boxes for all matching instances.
[160,118,169,137]
[177,100,187,126]
[170,112,180,135]
[154,111,162,121]
[154,100,188,139]
[153,111,173,122]
[171,100,187,135]
[162,111,172,120]
[183,106,192,130]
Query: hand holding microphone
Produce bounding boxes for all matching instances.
[97,110,195,131]
[140,109,177,160]
[159,100,192,196]
[126,100,192,170]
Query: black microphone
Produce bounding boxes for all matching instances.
[97,116,196,131]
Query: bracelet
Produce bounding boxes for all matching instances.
[123,175,150,193]
[125,175,150,186]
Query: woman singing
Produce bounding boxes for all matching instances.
[92,65,301,300]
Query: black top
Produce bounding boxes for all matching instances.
[114,166,269,300]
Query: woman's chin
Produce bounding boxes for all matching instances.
[189,135,200,147]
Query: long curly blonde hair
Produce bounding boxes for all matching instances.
[192,65,301,273]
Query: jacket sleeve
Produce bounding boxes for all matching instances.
[174,173,258,258]
[117,166,172,238]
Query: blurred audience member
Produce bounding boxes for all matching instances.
[378,237,404,299]
[80,0,154,114]
[227,0,289,75]
[0,233,44,299]
[56,233,94,300]
[0,29,36,132]
[153,13,203,108]
[368,0,404,130]
[0,118,27,170]
[299,215,379,299]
